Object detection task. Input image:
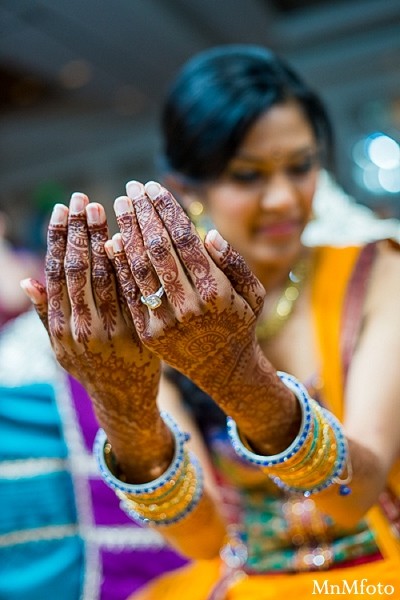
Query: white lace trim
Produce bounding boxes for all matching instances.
[303,170,400,246]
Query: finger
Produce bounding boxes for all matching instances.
[65,192,92,345]
[143,181,219,304]
[104,239,132,329]
[111,233,146,336]
[114,194,163,302]
[205,229,266,317]
[126,181,193,316]
[45,203,70,340]
[20,278,49,332]
[86,202,119,339]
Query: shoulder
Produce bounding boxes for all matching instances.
[365,240,400,316]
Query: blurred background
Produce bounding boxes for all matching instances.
[1,0,399,252]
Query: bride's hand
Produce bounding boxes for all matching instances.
[110,180,269,414]
[21,193,162,459]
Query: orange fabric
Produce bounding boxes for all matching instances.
[130,557,400,599]
[128,245,400,599]
[311,246,400,560]
[311,245,361,420]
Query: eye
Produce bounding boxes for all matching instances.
[287,154,320,177]
[227,169,263,184]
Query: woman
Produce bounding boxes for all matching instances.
[21,46,400,599]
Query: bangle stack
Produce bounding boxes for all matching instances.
[94,411,204,526]
[227,371,352,497]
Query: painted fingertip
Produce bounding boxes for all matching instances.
[20,278,41,304]
[70,192,88,214]
[86,203,102,225]
[50,204,68,225]
[112,233,124,252]
[126,180,145,200]
[206,229,228,252]
[104,240,114,259]
[114,196,133,216]
[144,181,162,200]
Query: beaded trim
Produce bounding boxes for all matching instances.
[94,411,189,495]
[226,371,352,497]
[94,411,204,526]
[120,451,204,527]
[227,372,313,467]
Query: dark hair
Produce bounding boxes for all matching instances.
[160,45,333,181]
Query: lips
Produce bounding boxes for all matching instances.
[255,219,302,237]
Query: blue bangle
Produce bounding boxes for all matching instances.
[226,371,313,467]
[270,407,349,496]
[120,451,204,526]
[94,411,190,495]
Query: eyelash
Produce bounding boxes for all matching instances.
[228,157,318,183]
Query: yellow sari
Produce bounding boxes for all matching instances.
[131,245,400,600]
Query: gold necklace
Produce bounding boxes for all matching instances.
[256,257,310,342]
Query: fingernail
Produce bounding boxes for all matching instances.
[50,204,68,225]
[207,229,228,252]
[104,240,114,259]
[144,181,161,200]
[112,233,124,252]
[70,192,87,214]
[20,279,39,304]
[126,180,145,200]
[86,203,102,225]
[114,196,133,216]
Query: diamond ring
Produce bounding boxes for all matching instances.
[140,286,165,310]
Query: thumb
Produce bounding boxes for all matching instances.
[205,229,265,317]
[20,278,49,332]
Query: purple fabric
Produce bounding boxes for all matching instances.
[90,478,133,526]
[100,548,188,600]
[67,375,189,598]
[68,375,99,451]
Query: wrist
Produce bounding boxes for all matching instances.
[214,345,302,454]
[99,411,174,483]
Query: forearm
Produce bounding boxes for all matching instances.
[313,437,387,528]
[95,411,227,559]
[86,359,174,483]
[98,406,175,484]
[204,342,302,455]
[149,492,226,559]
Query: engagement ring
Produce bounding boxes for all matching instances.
[140,286,165,310]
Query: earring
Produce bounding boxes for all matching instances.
[187,201,214,240]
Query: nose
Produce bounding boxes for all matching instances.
[259,172,297,212]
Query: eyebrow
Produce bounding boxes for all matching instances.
[233,146,319,163]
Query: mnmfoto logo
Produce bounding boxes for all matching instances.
[312,579,395,595]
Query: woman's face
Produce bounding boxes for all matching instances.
[199,100,320,277]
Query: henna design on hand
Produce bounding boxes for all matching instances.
[88,219,118,339]
[147,187,218,303]
[134,195,187,309]
[117,182,300,454]
[36,194,171,482]
[218,243,265,317]
[65,213,92,345]
[46,223,68,340]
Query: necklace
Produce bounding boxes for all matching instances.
[256,257,310,342]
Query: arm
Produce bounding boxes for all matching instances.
[21,194,172,482]
[315,242,400,526]
[113,181,400,530]
[22,192,226,559]
[112,180,300,456]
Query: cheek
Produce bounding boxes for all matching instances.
[299,174,317,213]
[207,188,255,230]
